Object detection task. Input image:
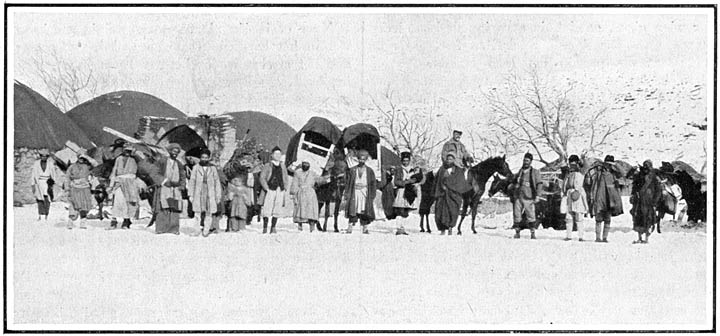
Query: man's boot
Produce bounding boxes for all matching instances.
[270,218,277,234]
[67,218,75,230]
[79,218,87,229]
[595,222,603,242]
[121,219,131,229]
[530,229,536,240]
[602,222,610,242]
[513,230,521,239]
[362,225,369,234]
[107,219,118,230]
[262,218,268,234]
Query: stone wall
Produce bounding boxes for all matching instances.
[14,148,66,205]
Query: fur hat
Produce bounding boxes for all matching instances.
[604,155,615,163]
[453,130,463,135]
[271,146,282,153]
[199,147,212,157]
[568,154,582,167]
[400,151,412,160]
[524,152,533,160]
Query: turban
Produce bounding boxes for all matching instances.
[356,149,369,158]
[166,143,182,152]
[445,151,456,159]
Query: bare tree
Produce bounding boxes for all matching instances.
[30,47,99,112]
[369,88,447,167]
[484,66,628,166]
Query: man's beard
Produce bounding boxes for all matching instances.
[200,161,210,166]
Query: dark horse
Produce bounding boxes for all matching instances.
[456,155,513,235]
[316,158,348,232]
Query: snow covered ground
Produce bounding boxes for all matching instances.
[8,200,711,329]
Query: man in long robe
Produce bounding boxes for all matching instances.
[434,152,471,235]
[290,161,329,232]
[511,153,543,239]
[441,130,472,169]
[188,148,224,237]
[108,143,140,229]
[29,148,62,222]
[64,155,95,229]
[392,151,422,235]
[562,154,588,241]
[153,144,186,235]
[344,149,377,234]
[630,160,662,244]
[584,155,624,242]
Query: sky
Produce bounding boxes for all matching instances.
[11,9,709,131]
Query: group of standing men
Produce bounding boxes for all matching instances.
[28,128,671,242]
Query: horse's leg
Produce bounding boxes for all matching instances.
[426,215,432,233]
[471,199,478,234]
[419,214,425,232]
[656,209,662,234]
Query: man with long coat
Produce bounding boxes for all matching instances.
[344,149,377,234]
[29,148,62,222]
[290,161,329,232]
[562,154,588,241]
[630,160,662,244]
[584,155,624,243]
[188,148,224,237]
[152,143,186,235]
[441,130,472,169]
[108,143,140,229]
[64,155,95,229]
[434,152,471,235]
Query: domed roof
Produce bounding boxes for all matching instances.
[67,90,186,146]
[223,111,296,151]
[13,81,93,150]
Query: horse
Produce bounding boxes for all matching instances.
[317,158,348,232]
[456,155,513,235]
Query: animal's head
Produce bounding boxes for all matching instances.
[489,172,512,197]
[483,155,512,178]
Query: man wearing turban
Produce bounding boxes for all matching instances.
[29,148,62,222]
[434,151,472,235]
[151,143,186,235]
[343,149,377,234]
[108,142,140,229]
